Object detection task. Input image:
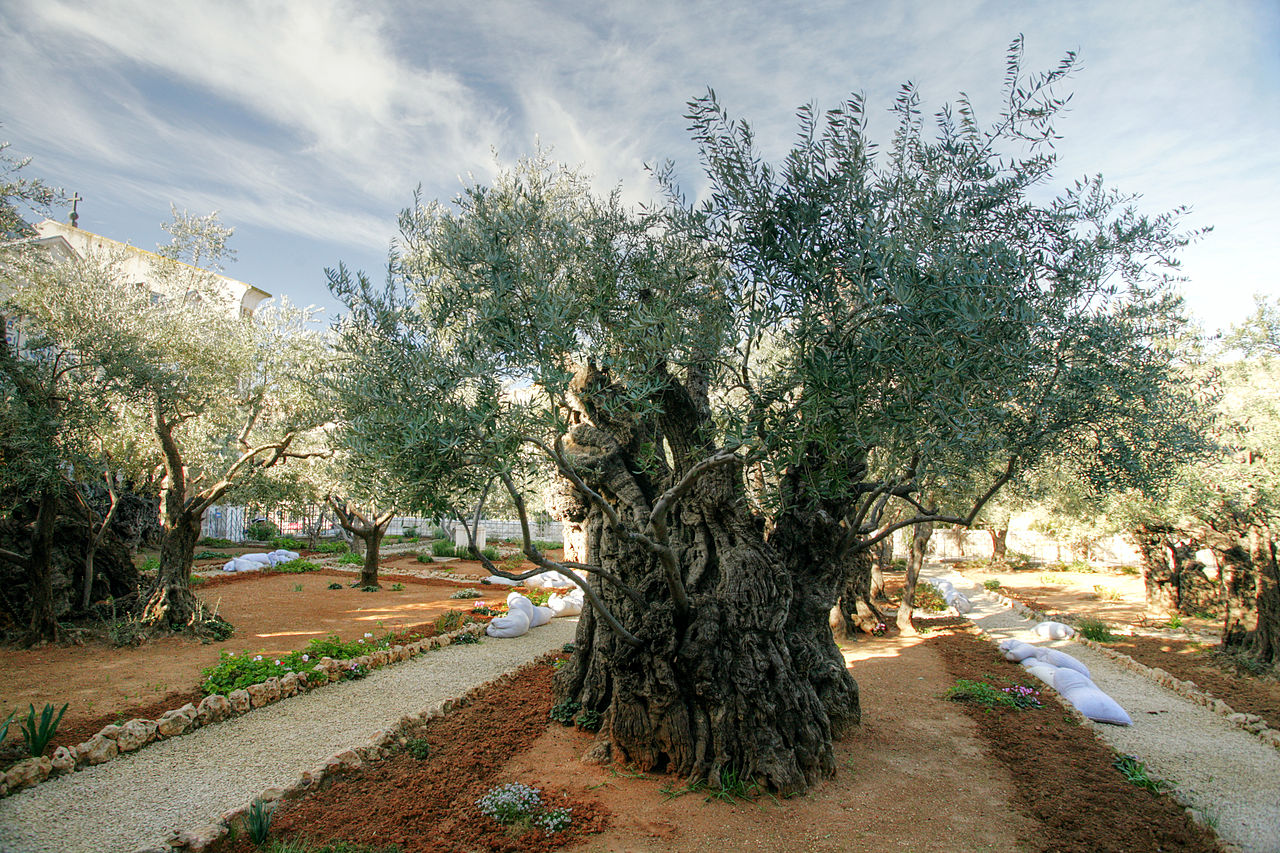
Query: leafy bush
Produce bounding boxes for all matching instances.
[453,632,480,645]
[406,737,431,759]
[194,550,232,560]
[270,536,305,551]
[338,552,363,565]
[260,840,403,853]
[20,703,68,756]
[1092,584,1122,602]
[246,797,274,845]
[416,553,433,564]
[525,588,551,606]
[530,540,561,552]
[576,709,603,732]
[430,527,449,540]
[138,556,160,573]
[391,582,405,591]
[201,632,398,694]
[109,617,146,648]
[912,583,948,613]
[476,782,572,834]
[480,546,501,561]
[1118,564,1140,576]
[431,540,456,558]
[562,642,576,654]
[271,559,321,573]
[358,584,379,592]
[983,579,1002,591]
[328,582,343,590]
[434,610,469,631]
[245,520,280,541]
[402,526,417,538]
[450,588,482,600]
[549,698,581,726]
[314,541,351,554]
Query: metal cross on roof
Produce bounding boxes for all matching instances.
[69,192,82,228]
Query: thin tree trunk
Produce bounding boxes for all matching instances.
[896,522,933,635]
[358,528,383,588]
[81,473,120,610]
[26,488,61,645]
[989,528,1008,562]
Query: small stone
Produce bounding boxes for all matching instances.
[197,694,232,725]
[246,683,269,708]
[221,804,248,831]
[1211,699,1230,714]
[5,757,51,791]
[581,740,612,765]
[115,718,157,753]
[263,677,282,703]
[96,723,123,741]
[1227,712,1248,725]
[228,689,251,714]
[331,749,362,770]
[76,734,119,766]
[157,707,195,738]
[258,786,286,802]
[174,822,226,852]
[50,746,75,774]
[1245,721,1266,734]
[280,672,300,696]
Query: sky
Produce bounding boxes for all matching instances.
[1,0,1277,332]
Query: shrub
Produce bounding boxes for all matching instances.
[416,553,433,564]
[549,699,581,726]
[358,585,379,592]
[109,617,146,648]
[530,540,561,552]
[945,679,1041,711]
[1076,618,1115,642]
[434,610,469,631]
[525,588,551,606]
[450,588,482,600]
[391,582,405,591]
[270,536,305,551]
[200,632,398,694]
[406,737,430,759]
[912,583,948,613]
[1113,753,1171,793]
[1092,585,1122,602]
[430,527,449,540]
[983,579,1002,591]
[194,550,232,560]
[138,556,160,573]
[431,540,456,558]
[562,642,576,654]
[0,710,13,745]
[271,559,321,573]
[245,520,280,541]
[576,709,603,732]
[328,582,343,590]
[402,526,417,538]
[338,552,363,565]
[314,541,351,554]
[480,546,501,561]
[20,703,68,756]
[476,782,572,834]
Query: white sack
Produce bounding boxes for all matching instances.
[1020,660,1059,686]
[1001,640,1039,662]
[529,605,555,628]
[271,549,301,563]
[1053,668,1132,725]
[239,552,273,565]
[506,593,535,619]
[223,557,262,572]
[1032,647,1090,679]
[1033,620,1076,640]
[485,607,531,638]
[483,576,519,586]
[950,593,972,614]
[547,592,583,618]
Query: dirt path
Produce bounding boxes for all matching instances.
[932,567,1280,853]
[0,620,578,853]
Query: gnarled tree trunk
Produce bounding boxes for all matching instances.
[328,498,392,588]
[988,527,1008,562]
[141,509,202,628]
[1218,525,1280,666]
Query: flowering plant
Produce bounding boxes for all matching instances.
[476,782,573,834]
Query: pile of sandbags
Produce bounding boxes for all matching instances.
[484,592,559,639]
[547,587,584,617]
[221,549,301,572]
[1032,620,1076,640]
[998,638,1131,725]
[483,569,582,589]
[924,576,972,614]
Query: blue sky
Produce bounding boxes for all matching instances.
[2,0,1276,332]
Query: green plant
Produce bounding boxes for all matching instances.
[406,737,431,759]
[530,540,561,552]
[1077,618,1116,641]
[1166,614,1184,630]
[982,579,1002,591]
[270,536,304,551]
[260,840,403,853]
[449,588,482,599]
[1119,564,1140,575]
[20,702,68,756]
[550,698,581,725]
[139,555,160,573]
[562,642,576,654]
[271,558,321,573]
[480,546,500,561]
[453,632,480,644]
[314,541,351,554]
[293,583,304,592]
[402,526,418,538]
[576,709,603,732]
[525,588,551,606]
[108,616,146,648]
[245,797,274,845]
[391,582,405,591]
[475,782,572,834]
[1112,754,1171,794]
[358,584,379,592]
[0,710,13,745]
[434,610,468,631]
[1092,584,1122,602]
[945,679,1040,711]
[245,520,280,541]
[339,551,363,565]
[328,582,343,590]
[416,553,433,564]
[431,540,456,558]
[194,550,232,560]
[912,583,948,613]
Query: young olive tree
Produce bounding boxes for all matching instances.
[339,43,1199,792]
[6,220,326,631]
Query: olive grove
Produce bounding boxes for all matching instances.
[326,43,1200,794]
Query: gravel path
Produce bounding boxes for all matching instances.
[0,620,577,853]
[929,567,1280,853]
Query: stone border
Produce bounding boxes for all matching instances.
[981,586,1280,752]
[155,646,549,853]
[0,622,486,800]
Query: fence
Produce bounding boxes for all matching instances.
[200,504,562,545]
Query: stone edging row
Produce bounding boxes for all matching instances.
[982,587,1280,753]
[0,622,487,801]
[960,589,1241,853]
[154,642,541,853]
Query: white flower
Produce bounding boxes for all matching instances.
[254,655,262,661]
[363,632,373,638]
[358,638,364,643]
[301,654,309,662]
[274,660,281,666]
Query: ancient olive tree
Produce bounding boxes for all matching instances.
[5,219,326,631]
[338,44,1198,792]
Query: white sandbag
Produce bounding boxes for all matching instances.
[483,575,519,586]
[950,593,972,614]
[1020,660,1059,686]
[223,557,262,572]
[506,592,535,619]
[270,549,301,564]
[929,578,956,594]
[998,637,1019,651]
[239,552,272,565]
[1032,647,1090,679]
[546,592,581,617]
[1033,620,1076,640]
[1001,640,1039,662]
[529,605,555,628]
[485,607,531,638]
[1053,668,1132,725]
